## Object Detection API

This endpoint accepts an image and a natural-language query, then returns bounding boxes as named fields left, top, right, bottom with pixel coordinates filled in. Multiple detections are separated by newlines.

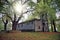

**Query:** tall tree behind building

left=28, top=0, right=57, bottom=32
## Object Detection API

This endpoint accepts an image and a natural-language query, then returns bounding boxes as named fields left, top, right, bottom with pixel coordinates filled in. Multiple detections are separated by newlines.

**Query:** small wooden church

left=16, top=18, right=49, bottom=32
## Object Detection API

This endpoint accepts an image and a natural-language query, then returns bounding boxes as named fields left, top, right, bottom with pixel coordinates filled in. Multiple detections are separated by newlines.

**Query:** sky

left=56, top=12, right=60, bottom=18
left=0, top=14, right=3, bottom=18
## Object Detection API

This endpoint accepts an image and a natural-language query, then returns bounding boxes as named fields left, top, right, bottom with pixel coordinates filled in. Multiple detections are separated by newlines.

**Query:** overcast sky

left=56, top=12, right=60, bottom=18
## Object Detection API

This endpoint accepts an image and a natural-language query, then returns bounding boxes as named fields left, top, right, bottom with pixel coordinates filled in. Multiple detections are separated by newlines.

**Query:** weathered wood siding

left=35, top=20, right=43, bottom=31
left=16, top=21, right=35, bottom=31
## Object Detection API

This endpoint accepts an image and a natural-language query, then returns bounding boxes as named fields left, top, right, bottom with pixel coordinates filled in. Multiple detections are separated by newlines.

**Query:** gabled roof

left=18, top=18, right=41, bottom=24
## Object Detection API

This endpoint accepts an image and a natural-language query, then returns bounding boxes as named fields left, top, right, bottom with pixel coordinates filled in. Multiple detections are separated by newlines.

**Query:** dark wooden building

left=16, top=19, right=49, bottom=32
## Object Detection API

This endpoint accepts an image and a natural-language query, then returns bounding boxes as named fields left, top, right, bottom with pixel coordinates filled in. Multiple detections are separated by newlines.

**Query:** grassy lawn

left=0, top=32, right=60, bottom=40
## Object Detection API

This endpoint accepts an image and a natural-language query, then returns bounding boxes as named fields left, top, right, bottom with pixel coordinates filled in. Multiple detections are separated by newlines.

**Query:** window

left=26, top=22, right=29, bottom=25
left=38, top=26, right=40, bottom=29
left=43, top=23, right=45, bottom=25
left=21, top=24, right=23, bottom=27
left=29, top=22, right=33, bottom=24
left=31, top=22, right=33, bottom=24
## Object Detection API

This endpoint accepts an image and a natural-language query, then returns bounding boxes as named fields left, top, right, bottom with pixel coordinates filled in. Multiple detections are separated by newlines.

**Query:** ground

left=0, top=31, right=60, bottom=40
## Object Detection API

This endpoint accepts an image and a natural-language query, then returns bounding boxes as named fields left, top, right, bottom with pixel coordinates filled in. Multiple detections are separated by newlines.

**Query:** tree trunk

left=41, top=14, right=44, bottom=32
left=45, top=13, right=49, bottom=32
left=51, top=20, right=53, bottom=32
left=42, top=23, right=44, bottom=32
left=2, top=17, right=8, bottom=31
left=42, top=13, right=49, bottom=32
left=53, top=20, right=57, bottom=32
left=4, top=23, right=7, bottom=31
left=12, top=21, right=17, bottom=30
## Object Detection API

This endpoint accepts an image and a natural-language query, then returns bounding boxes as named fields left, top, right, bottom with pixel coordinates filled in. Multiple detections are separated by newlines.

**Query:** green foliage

left=28, top=0, right=58, bottom=32
left=0, top=19, right=4, bottom=31
left=55, top=0, right=60, bottom=9
left=28, top=0, right=36, bottom=8
left=28, top=0, right=56, bottom=20
left=0, top=1, right=4, bottom=11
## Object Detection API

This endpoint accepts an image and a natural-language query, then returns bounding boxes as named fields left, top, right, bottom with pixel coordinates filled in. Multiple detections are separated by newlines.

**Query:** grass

left=0, top=31, right=60, bottom=40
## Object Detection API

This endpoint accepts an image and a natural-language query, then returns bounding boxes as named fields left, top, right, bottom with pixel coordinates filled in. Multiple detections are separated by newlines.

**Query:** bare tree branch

left=14, top=13, right=16, bottom=21
left=16, top=9, right=34, bottom=23
left=6, top=14, right=12, bottom=21
left=22, top=0, right=29, bottom=5
left=24, top=9, right=34, bottom=13
left=5, top=18, right=8, bottom=24
left=16, top=13, right=23, bottom=23
left=2, top=17, right=5, bottom=24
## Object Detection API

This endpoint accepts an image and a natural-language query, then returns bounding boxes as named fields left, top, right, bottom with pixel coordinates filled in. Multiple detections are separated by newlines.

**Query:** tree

left=0, top=0, right=31, bottom=30
left=28, top=0, right=57, bottom=32
left=0, top=0, right=9, bottom=31
left=8, top=0, right=31, bottom=30
left=53, top=0, right=60, bottom=32
left=55, top=0, right=60, bottom=11
left=2, top=15, right=8, bottom=31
